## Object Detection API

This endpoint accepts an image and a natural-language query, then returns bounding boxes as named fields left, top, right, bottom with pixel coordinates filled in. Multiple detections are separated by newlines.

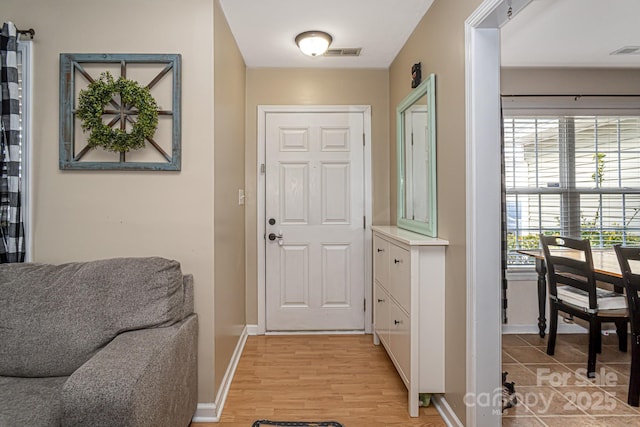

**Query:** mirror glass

left=397, top=74, right=436, bottom=236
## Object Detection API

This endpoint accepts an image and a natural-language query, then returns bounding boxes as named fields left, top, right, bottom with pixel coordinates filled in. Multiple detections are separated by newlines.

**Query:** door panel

left=321, top=162, right=350, bottom=224
left=265, top=111, right=365, bottom=331
left=321, top=243, right=351, bottom=307
left=279, top=244, right=309, bottom=307
left=280, top=162, right=309, bottom=224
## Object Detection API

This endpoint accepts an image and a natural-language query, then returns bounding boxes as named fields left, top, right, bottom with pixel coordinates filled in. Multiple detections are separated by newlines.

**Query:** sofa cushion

left=0, top=376, right=67, bottom=426
left=0, top=257, right=184, bottom=377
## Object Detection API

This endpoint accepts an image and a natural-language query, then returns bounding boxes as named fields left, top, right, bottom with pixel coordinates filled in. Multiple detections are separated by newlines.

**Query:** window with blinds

left=504, top=114, right=640, bottom=266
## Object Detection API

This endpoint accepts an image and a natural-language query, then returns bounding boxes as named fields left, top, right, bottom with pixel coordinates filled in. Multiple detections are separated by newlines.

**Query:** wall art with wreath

left=59, top=53, right=182, bottom=171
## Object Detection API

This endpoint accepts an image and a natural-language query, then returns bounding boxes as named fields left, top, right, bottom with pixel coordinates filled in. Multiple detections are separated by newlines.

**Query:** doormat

left=252, top=421, right=344, bottom=427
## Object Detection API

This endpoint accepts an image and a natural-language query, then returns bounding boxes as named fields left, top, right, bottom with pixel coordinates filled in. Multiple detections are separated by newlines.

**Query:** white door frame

left=257, top=105, right=373, bottom=335
left=465, top=1, right=531, bottom=426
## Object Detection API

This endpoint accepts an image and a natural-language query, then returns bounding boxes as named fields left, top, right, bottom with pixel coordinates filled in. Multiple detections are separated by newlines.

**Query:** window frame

left=502, top=96, right=640, bottom=269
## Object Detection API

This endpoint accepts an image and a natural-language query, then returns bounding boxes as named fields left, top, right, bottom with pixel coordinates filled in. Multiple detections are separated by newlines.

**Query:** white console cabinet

left=371, top=225, right=448, bottom=417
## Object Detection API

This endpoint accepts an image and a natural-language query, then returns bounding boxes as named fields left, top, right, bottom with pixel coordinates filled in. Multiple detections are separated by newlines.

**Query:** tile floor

left=502, top=333, right=640, bottom=426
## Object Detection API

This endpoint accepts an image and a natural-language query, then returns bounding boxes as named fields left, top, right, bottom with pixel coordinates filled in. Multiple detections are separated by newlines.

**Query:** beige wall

left=502, top=67, right=640, bottom=94
left=244, top=68, right=390, bottom=324
left=4, top=0, right=218, bottom=403
left=213, top=0, right=247, bottom=396
left=389, top=0, right=483, bottom=423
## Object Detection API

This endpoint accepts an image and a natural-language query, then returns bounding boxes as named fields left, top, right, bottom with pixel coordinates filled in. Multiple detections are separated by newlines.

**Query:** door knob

left=268, top=232, right=283, bottom=241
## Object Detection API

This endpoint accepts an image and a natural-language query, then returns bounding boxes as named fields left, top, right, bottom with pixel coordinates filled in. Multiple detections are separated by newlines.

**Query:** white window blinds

left=503, top=97, right=640, bottom=266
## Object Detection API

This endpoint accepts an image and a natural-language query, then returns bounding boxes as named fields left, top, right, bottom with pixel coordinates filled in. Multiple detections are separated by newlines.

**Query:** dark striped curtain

left=0, top=21, right=25, bottom=263
left=500, top=101, right=508, bottom=323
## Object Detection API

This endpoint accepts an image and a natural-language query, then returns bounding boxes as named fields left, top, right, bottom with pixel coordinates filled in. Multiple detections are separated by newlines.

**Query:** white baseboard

left=192, top=325, right=249, bottom=422
left=246, top=324, right=367, bottom=336
left=502, top=323, right=588, bottom=335
left=265, top=330, right=365, bottom=336
left=192, top=403, right=217, bottom=423
left=432, top=394, right=464, bottom=427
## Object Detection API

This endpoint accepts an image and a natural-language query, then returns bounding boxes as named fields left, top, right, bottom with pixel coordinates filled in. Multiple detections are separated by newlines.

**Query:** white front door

left=265, top=111, right=365, bottom=331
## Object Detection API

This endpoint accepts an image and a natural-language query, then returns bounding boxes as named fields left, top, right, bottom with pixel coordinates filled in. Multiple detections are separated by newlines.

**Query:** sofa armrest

left=61, top=314, right=198, bottom=427
left=182, top=274, right=194, bottom=318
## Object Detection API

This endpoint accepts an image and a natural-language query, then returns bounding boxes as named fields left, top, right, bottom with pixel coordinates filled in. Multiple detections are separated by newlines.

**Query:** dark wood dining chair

left=614, top=244, right=640, bottom=406
left=540, top=235, right=628, bottom=378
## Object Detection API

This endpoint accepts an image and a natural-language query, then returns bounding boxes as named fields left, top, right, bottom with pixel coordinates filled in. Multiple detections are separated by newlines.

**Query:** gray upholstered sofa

left=0, top=257, right=198, bottom=427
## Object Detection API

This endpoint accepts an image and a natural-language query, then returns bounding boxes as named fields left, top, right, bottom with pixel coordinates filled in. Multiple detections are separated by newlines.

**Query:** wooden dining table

left=516, top=248, right=624, bottom=337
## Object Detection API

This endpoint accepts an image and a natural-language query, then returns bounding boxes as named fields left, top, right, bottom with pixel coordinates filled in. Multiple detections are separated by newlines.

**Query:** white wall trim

left=502, top=323, right=587, bottom=335
left=192, top=403, right=218, bottom=423
left=362, top=106, right=373, bottom=335
left=257, top=105, right=267, bottom=335
left=465, top=4, right=503, bottom=426
left=246, top=324, right=259, bottom=336
left=465, top=2, right=533, bottom=426
left=505, top=268, right=538, bottom=282
left=192, top=326, right=249, bottom=422
left=256, top=105, right=373, bottom=335
left=265, top=330, right=366, bottom=336
left=432, top=394, right=464, bottom=427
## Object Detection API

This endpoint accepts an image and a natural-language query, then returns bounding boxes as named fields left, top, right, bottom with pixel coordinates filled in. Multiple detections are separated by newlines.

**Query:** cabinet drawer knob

left=394, top=320, right=402, bottom=325
left=377, top=298, right=385, bottom=303
left=394, top=259, right=402, bottom=264
left=377, top=248, right=384, bottom=253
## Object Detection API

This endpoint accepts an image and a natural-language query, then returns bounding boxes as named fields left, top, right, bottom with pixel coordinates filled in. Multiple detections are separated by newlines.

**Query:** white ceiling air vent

left=324, top=48, right=362, bottom=57
left=610, top=46, right=640, bottom=55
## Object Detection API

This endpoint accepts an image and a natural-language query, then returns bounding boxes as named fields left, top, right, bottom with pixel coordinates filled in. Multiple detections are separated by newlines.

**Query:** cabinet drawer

left=389, top=302, right=410, bottom=387
left=389, top=244, right=410, bottom=313
left=374, top=282, right=390, bottom=348
left=373, top=235, right=390, bottom=290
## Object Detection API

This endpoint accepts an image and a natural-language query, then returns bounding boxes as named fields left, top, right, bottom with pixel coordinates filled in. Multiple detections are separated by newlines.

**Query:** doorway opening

left=256, top=105, right=373, bottom=335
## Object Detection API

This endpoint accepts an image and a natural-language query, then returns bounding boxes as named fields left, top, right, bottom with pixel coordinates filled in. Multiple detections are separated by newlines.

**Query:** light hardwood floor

left=191, top=334, right=446, bottom=427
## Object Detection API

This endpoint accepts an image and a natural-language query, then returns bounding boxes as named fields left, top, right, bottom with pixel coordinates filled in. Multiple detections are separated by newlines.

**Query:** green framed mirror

left=397, top=74, right=436, bottom=236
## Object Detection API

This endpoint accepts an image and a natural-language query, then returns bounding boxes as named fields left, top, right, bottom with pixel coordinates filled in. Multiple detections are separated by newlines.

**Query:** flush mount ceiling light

left=295, top=31, right=333, bottom=57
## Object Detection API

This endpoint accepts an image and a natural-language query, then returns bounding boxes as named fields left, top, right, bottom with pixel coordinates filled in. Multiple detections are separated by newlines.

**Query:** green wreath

left=77, top=71, right=159, bottom=153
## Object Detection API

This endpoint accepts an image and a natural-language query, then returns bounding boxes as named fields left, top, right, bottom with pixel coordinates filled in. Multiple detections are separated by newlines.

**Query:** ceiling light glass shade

left=295, top=31, right=333, bottom=57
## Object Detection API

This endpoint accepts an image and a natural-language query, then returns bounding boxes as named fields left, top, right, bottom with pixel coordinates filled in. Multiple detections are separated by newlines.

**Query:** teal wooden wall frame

left=397, top=74, right=437, bottom=237
left=59, top=53, right=182, bottom=171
